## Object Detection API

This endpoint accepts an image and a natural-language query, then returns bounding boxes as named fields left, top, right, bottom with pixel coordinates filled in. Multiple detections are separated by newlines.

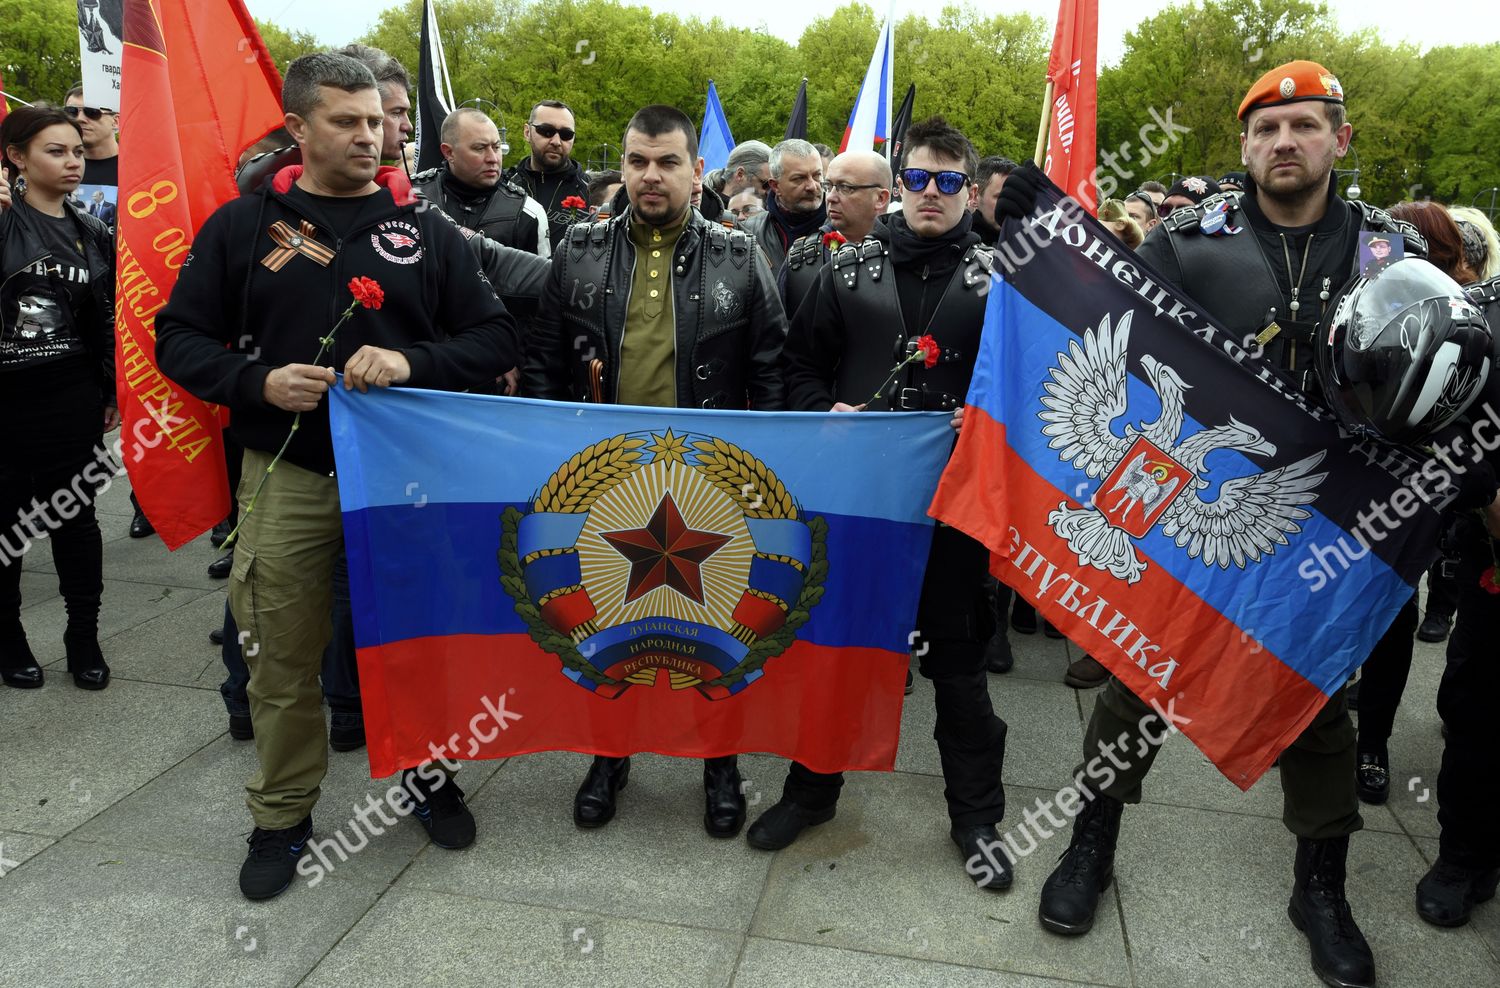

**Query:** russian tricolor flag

left=932, top=182, right=1445, bottom=788
left=839, top=5, right=894, bottom=153
left=331, top=389, right=954, bottom=778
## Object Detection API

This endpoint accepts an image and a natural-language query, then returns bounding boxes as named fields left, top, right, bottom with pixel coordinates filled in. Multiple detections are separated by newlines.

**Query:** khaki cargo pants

left=230, top=449, right=343, bottom=829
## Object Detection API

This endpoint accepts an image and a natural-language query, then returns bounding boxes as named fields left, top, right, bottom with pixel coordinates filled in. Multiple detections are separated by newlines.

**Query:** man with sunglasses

left=63, top=86, right=118, bottom=234
left=779, top=149, right=890, bottom=319
left=760, top=117, right=1012, bottom=891
left=1122, top=190, right=1160, bottom=235
left=741, top=139, right=826, bottom=270
left=505, top=100, right=590, bottom=252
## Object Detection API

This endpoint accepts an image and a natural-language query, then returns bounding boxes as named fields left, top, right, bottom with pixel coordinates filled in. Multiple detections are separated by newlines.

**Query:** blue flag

left=699, top=81, right=734, bottom=173
left=330, top=388, right=952, bottom=777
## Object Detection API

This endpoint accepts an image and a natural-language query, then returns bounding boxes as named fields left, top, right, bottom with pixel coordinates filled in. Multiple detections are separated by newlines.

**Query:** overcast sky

left=246, top=0, right=1498, bottom=67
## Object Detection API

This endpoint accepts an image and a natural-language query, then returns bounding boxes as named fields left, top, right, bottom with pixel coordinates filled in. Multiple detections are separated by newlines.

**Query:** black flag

left=784, top=78, right=808, bottom=141
left=415, top=0, right=456, bottom=173
left=887, top=83, right=915, bottom=171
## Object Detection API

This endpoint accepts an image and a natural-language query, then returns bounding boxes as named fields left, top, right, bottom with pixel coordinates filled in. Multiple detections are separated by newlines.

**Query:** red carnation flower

left=822, top=230, right=847, bottom=251
left=915, top=334, right=940, bottom=368
left=1482, top=566, right=1500, bottom=594
left=561, top=195, right=588, bottom=211
left=348, top=276, right=384, bottom=310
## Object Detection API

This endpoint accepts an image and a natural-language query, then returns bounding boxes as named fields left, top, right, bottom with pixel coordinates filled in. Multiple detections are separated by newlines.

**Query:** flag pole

left=1032, top=79, right=1054, bottom=166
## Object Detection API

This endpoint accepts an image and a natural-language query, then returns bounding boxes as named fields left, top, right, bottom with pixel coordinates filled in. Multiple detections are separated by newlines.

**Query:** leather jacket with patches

left=1135, top=180, right=1426, bottom=385
left=783, top=221, right=994, bottom=412
left=411, top=163, right=550, bottom=258
left=521, top=206, right=789, bottom=410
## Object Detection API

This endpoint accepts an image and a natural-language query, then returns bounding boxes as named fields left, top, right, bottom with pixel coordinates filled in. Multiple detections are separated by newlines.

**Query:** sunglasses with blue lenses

left=901, top=168, right=969, bottom=195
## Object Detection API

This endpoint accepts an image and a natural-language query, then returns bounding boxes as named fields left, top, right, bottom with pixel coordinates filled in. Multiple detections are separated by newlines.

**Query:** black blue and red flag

left=932, top=183, right=1446, bottom=788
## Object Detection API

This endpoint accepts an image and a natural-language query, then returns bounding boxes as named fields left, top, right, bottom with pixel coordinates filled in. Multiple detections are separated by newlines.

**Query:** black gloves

left=994, top=161, right=1045, bottom=227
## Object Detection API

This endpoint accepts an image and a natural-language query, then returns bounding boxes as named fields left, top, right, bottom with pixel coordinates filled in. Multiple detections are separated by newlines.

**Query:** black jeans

left=781, top=525, right=1008, bottom=828
left=0, top=363, right=105, bottom=642
left=1352, top=597, right=1420, bottom=751
left=1436, top=529, right=1500, bottom=870
left=219, top=548, right=361, bottom=715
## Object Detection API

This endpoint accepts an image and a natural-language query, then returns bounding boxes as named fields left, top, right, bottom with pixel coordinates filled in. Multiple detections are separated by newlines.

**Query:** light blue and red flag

left=331, top=388, right=952, bottom=778
left=931, top=182, right=1446, bottom=788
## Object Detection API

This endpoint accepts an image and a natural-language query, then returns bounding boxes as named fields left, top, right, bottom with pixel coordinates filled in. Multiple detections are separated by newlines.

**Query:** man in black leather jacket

left=521, top=104, right=788, bottom=837
left=996, top=60, right=1425, bottom=988
left=763, top=117, right=1013, bottom=892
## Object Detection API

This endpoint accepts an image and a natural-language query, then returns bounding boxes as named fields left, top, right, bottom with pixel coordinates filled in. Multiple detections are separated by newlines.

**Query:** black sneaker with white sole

left=400, top=769, right=476, bottom=849
left=239, top=815, right=312, bottom=900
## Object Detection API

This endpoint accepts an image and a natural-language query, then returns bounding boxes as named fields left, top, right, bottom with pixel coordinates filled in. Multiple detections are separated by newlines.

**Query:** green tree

left=0, top=0, right=81, bottom=107
left=254, top=19, right=322, bottom=73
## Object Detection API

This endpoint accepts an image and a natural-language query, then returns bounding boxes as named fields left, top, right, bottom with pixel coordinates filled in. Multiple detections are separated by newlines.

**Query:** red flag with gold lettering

left=117, top=0, right=282, bottom=548
left=1042, top=0, right=1098, bottom=213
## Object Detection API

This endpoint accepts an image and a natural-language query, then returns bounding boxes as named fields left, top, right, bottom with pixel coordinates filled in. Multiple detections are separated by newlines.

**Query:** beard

left=1251, top=149, right=1335, bottom=204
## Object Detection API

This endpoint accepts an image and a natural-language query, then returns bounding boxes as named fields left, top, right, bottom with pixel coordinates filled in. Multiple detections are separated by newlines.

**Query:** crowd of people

left=2, top=42, right=1499, bottom=988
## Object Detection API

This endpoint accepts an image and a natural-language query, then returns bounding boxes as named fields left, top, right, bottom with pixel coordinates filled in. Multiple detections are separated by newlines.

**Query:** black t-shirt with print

left=1, top=205, right=92, bottom=371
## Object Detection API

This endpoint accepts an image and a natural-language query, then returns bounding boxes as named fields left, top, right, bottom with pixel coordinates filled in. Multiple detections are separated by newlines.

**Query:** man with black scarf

left=756, top=117, right=1012, bottom=892
left=741, top=139, right=827, bottom=269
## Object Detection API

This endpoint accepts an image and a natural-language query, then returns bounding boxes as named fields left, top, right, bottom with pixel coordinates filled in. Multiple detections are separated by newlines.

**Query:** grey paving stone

left=997, top=626, right=1072, bottom=684
left=24, top=578, right=215, bottom=665
left=1113, top=800, right=1500, bottom=988
left=398, top=749, right=775, bottom=932
left=302, top=886, right=739, bottom=988
left=93, top=472, right=137, bottom=517
left=80, top=589, right=229, bottom=690
left=896, top=672, right=1083, bottom=794
left=732, top=937, right=1094, bottom=987
left=0, top=678, right=224, bottom=836
left=97, top=527, right=226, bottom=591
left=0, top=837, right=379, bottom=988
left=750, top=772, right=1132, bottom=986
left=0, top=829, right=56, bottom=877
left=69, top=733, right=504, bottom=889
left=17, top=567, right=61, bottom=610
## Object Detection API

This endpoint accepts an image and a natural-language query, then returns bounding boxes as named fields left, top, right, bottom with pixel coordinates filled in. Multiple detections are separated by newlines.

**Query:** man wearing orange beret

left=1032, top=60, right=1426, bottom=988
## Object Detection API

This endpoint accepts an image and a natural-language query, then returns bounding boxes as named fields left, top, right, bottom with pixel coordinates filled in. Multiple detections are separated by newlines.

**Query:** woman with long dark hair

left=0, top=105, right=117, bottom=690
left=1352, top=199, right=1479, bottom=802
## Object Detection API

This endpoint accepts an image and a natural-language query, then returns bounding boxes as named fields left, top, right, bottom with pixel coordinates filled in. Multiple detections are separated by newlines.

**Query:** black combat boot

left=1038, top=790, right=1124, bottom=935
left=1287, top=836, right=1376, bottom=988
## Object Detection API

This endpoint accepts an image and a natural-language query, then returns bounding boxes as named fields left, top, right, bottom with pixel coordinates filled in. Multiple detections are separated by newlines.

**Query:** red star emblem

left=601, top=493, right=732, bottom=605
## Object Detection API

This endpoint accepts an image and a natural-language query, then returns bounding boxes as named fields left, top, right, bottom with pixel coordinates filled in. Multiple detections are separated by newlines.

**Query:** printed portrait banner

left=331, top=388, right=954, bottom=779
left=931, top=182, right=1445, bottom=789
left=78, top=0, right=124, bottom=110
left=117, top=0, right=283, bottom=548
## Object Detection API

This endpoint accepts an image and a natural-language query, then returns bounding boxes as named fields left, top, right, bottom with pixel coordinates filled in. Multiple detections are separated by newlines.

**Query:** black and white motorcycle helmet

left=1316, top=257, right=1494, bottom=444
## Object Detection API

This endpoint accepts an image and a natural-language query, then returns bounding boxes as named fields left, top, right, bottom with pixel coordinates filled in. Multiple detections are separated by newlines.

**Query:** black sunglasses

left=1124, top=191, right=1160, bottom=215
left=64, top=105, right=110, bottom=121
left=901, top=168, right=969, bottom=195
left=529, top=122, right=575, bottom=142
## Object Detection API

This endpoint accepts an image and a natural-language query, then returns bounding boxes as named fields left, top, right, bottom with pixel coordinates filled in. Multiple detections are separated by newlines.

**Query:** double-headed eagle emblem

left=1041, top=312, right=1327, bottom=583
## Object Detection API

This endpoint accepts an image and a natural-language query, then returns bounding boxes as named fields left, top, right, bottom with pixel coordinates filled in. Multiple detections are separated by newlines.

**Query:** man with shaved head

left=411, top=107, right=550, bottom=256
left=778, top=149, right=891, bottom=318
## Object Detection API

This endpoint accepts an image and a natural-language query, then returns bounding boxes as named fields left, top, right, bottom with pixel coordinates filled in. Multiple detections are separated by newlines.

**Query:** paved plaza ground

left=1, top=476, right=1497, bottom=987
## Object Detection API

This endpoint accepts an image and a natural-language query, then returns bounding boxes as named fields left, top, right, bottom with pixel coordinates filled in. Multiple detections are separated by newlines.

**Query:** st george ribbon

left=331, top=388, right=952, bottom=778
left=931, top=182, right=1449, bottom=788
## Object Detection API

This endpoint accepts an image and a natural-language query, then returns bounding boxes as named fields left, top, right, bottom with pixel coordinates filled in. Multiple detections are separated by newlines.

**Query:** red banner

left=117, top=0, right=283, bottom=548
left=1042, top=0, right=1098, bottom=213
